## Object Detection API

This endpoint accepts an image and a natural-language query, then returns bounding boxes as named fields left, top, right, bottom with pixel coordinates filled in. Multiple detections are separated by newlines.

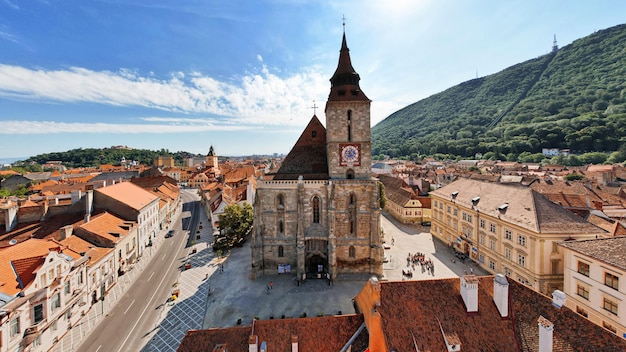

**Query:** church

left=251, top=29, right=383, bottom=282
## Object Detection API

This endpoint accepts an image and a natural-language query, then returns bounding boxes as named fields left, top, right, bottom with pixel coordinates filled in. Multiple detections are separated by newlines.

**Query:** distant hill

left=21, top=148, right=200, bottom=168
left=372, top=23, right=626, bottom=160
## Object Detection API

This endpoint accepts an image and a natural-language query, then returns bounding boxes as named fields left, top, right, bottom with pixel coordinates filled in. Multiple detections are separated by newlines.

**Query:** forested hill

left=372, top=23, right=626, bottom=160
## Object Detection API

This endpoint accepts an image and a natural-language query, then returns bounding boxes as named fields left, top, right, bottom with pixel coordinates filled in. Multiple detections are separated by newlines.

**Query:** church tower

left=325, top=27, right=372, bottom=180
left=205, top=145, right=218, bottom=169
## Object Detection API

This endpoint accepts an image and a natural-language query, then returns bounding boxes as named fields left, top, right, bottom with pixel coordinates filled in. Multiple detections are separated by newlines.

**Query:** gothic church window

left=278, top=245, right=284, bottom=257
left=347, top=110, right=352, bottom=141
left=278, top=220, right=284, bottom=234
left=349, top=193, right=356, bottom=235
left=313, top=196, right=320, bottom=224
left=349, top=246, right=356, bottom=258
left=277, top=194, right=284, bottom=210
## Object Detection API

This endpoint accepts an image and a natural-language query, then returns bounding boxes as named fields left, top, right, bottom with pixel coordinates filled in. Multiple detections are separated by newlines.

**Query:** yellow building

left=430, top=178, right=607, bottom=294
left=378, top=174, right=431, bottom=225
left=559, top=237, right=626, bottom=338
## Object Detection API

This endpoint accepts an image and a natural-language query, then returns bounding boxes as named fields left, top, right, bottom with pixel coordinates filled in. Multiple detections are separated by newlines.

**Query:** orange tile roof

left=59, top=235, right=112, bottom=265
left=96, top=181, right=159, bottom=211
left=78, top=211, right=134, bottom=243
left=0, top=239, right=59, bottom=296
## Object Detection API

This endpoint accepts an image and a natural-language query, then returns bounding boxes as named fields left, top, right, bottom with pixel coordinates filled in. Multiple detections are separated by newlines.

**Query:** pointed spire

left=328, top=19, right=369, bottom=102
left=207, top=145, right=216, bottom=156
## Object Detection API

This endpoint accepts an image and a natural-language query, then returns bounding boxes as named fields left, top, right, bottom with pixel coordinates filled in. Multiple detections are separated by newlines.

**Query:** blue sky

left=1, top=0, right=625, bottom=162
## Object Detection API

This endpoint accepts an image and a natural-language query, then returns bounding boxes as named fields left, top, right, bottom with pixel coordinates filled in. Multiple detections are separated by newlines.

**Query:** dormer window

left=498, top=203, right=508, bottom=211
left=451, top=191, right=459, bottom=199
left=471, top=196, right=480, bottom=204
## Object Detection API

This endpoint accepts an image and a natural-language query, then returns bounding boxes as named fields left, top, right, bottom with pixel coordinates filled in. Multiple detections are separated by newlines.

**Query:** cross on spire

left=312, top=100, right=318, bottom=115
left=342, top=14, right=346, bottom=33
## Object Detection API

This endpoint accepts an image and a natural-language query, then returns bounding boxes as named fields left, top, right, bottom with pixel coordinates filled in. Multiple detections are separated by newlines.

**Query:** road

left=76, top=190, right=200, bottom=352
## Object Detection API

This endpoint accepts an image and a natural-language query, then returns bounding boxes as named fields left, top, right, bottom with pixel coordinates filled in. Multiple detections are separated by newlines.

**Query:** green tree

left=378, top=182, right=387, bottom=209
left=564, top=173, right=584, bottom=181
left=218, top=203, right=254, bottom=239
left=579, top=152, right=608, bottom=165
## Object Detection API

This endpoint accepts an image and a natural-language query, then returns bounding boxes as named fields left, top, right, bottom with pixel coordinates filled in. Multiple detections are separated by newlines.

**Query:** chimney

left=59, top=225, right=73, bottom=240
left=551, top=290, right=566, bottom=309
left=460, top=275, right=479, bottom=313
left=85, top=190, right=93, bottom=223
left=493, top=274, right=509, bottom=318
left=537, top=316, right=553, bottom=352
left=249, top=335, right=258, bottom=352
left=291, top=335, right=298, bottom=352
left=71, top=190, right=82, bottom=204
left=4, top=202, right=18, bottom=232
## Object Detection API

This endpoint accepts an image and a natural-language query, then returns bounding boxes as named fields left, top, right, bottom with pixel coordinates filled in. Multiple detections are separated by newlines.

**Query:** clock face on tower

left=340, top=144, right=361, bottom=166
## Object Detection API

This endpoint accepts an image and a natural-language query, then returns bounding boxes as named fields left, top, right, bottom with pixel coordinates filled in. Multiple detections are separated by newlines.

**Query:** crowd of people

left=402, top=252, right=435, bottom=279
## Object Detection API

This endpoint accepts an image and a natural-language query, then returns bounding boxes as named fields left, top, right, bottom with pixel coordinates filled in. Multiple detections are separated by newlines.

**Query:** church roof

left=271, top=115, right=328, bottom=180
left=207, top=145, right=216, bottom=156
left=327, top=32, right=369, bottom=102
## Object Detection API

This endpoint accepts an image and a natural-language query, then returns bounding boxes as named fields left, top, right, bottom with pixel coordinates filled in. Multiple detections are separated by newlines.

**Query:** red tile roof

left=356, top=276, right=626, bottom=351
left=177, top=315, right=367, bottom=352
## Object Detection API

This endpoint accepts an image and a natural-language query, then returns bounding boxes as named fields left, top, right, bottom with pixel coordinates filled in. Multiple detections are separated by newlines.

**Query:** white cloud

left=0, top=120, right=251, bottom=134
left=0, top=30, right=18, bottom=44
left=0, top=63, right=328, bottom=126
left=2, top=0, right=19, bottom=10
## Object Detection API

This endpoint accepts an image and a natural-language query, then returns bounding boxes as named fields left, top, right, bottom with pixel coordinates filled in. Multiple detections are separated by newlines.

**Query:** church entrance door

left=306, top=255, right=327, bottom=275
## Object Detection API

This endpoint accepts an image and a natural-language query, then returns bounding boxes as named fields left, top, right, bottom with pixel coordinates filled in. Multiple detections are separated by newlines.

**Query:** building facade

left=430, top=178, right=607, bottom=294
left=251, top=30, right=383, bottom=282
left=559, top=237, right=626, bottom=338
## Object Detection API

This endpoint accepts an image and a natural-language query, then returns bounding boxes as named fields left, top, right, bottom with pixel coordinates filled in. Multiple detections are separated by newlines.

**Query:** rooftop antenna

left=552, top=34, right=558, bottom=53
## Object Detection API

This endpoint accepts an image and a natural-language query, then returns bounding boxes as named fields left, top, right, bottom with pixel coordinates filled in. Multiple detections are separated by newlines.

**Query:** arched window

left=278, top=245, right=284, bottom=257
left=346, top=169, right=355, bottom=179
left=278, top=220, right=284, bottom=234
left=347, top=110, right=352, bottom=141
left=277, top=194, right=284, bottom=210
left=349, top=246, right=356, bottom=258
left=313, top=196, right=320, bottom=224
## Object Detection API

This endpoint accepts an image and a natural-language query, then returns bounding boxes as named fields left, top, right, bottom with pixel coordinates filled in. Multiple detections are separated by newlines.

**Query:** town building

left=94, top=182, right=160, bottom=258
left=559, top=237, right=626, bottom=338
left=429, top=178, right=608, bottom=294
left=0, top=239, right=89, bottom=352
left=251, top=29, right=383, bottom=282
left=377, top=174, right=431, bottom=225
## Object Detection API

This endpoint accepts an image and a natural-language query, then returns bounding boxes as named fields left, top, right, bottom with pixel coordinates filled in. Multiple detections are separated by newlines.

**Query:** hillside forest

left=372, top=23, right=626, bottom=165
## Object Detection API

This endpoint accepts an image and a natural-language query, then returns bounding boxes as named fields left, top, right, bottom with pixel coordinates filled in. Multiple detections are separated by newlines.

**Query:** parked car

left=165, top=230, right=174, bottom=238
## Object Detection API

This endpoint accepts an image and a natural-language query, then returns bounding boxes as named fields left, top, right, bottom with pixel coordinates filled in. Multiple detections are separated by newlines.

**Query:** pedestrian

left=270, top=281, right=273, bottom=290
left=220, top=263, right=224, bottom=272
left=266, top=285, right=270, bottom=294
left=470, top=267, right=474, bottom=275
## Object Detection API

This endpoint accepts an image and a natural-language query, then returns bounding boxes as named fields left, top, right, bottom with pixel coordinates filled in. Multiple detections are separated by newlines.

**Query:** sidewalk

left=140, top=197, right=217, bottom=351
